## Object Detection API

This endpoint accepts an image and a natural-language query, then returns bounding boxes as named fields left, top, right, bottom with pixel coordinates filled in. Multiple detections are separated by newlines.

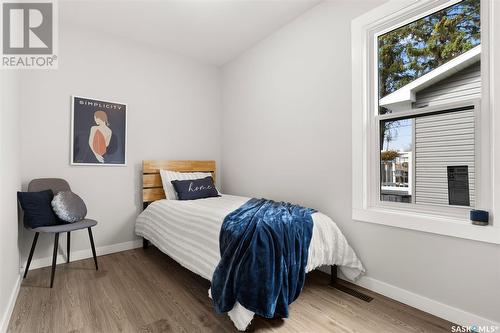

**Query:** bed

left=135, top=160, right=365, bottom=330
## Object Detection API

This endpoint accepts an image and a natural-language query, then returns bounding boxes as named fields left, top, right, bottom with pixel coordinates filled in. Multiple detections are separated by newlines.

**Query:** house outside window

left=381, top=150, right=412, bottom=203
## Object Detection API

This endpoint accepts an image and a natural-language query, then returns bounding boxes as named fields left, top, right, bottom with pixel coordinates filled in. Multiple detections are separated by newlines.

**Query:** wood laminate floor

left=8, top=247, right=454, bottom=333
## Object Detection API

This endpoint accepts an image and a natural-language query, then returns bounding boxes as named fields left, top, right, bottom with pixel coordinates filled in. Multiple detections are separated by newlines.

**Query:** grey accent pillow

left=51, top=191, right=87, bottom=223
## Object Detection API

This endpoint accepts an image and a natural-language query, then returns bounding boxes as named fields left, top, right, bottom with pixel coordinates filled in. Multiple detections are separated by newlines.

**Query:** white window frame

left=352, top=0, right=500, bottom=244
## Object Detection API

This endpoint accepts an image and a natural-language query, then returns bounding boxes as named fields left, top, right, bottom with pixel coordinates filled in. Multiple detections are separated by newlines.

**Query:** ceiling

left=60, top=0, right=322, bottom=66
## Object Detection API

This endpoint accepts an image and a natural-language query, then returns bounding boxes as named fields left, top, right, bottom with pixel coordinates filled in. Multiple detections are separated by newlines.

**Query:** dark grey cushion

left=32, top=219, right=97, bottom=233
left=51, top=191, right=87, bottom=223
left=17, top=190, right=60, bottom=228
left=171, top=176, right=220, bottom=200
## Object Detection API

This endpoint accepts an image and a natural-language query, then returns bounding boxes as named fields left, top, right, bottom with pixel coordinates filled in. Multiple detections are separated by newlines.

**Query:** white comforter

left=135, top=195, right=364, bottom=330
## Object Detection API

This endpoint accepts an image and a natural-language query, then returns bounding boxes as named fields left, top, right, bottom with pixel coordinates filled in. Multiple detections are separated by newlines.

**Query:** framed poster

left=71, top=96, right=127, bottom=166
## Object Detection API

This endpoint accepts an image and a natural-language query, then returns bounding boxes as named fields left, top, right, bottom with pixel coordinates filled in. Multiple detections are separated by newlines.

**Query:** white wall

left=18, top=24, right=222, bottom=265
left=221, top=0, right=500, bottom=325
left=0, top=71, right=22, bottom=332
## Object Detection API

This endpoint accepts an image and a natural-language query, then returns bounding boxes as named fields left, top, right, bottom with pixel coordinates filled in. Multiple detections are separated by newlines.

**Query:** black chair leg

left=23, top=232, right=39, bottom=279
left=50, top=233, right=59, bottom=288
left=88, top=227, right=98, bottom=271
left=67, top=231, right=71, bottom=263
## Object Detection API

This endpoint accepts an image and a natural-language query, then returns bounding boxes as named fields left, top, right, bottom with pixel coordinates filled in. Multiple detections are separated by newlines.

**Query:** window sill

left=352, top=208, right=500, bottom=244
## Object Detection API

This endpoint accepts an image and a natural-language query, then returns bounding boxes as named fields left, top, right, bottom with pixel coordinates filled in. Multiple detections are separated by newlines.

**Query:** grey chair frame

left=22, top=178, right=98, bottom=288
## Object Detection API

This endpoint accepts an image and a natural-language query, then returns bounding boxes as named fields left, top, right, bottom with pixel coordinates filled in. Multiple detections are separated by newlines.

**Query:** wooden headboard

left=142, top=160, right=216, bottom=206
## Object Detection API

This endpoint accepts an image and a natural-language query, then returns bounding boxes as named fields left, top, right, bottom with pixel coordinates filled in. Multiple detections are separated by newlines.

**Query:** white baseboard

left=21, top=239, right=143, bottom=272
left=351, top=274, right=500, bottom=328
left=0, top=275, right=21, bottom=333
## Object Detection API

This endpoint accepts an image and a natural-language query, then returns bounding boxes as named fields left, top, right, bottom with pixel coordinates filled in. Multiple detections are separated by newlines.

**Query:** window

left=377, top=0, right=480, bottom=208
left=351, top=0, right=499, bottom=244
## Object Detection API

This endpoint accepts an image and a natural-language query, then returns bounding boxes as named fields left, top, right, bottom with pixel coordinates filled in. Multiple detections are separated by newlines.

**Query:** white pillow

left=160, top=170, right=214, bottom=200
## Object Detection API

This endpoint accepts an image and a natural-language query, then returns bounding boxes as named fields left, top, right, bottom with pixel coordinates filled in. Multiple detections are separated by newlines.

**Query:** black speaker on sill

left=470, top=210, right=489, bottom=226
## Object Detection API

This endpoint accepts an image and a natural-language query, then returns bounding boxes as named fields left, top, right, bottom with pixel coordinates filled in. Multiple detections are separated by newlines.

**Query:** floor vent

left=331, top=283, right=374, bottom=302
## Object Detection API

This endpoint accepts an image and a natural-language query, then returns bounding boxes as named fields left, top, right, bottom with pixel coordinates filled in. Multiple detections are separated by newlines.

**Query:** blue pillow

left=171, top=176, right=219, bottom=200
left=17, top=190, right=60, bottom=228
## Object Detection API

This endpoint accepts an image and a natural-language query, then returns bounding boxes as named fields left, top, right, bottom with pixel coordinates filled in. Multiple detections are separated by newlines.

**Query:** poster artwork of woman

left=89, top=111, right=112, bottom=163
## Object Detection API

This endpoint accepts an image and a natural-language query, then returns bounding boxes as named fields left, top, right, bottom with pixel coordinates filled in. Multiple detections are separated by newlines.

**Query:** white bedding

left=135, top=194, right=364, bottom=330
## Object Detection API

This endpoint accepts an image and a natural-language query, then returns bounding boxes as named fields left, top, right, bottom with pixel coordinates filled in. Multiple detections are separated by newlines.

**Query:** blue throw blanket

left=211, top=198, right=315, bottom=318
